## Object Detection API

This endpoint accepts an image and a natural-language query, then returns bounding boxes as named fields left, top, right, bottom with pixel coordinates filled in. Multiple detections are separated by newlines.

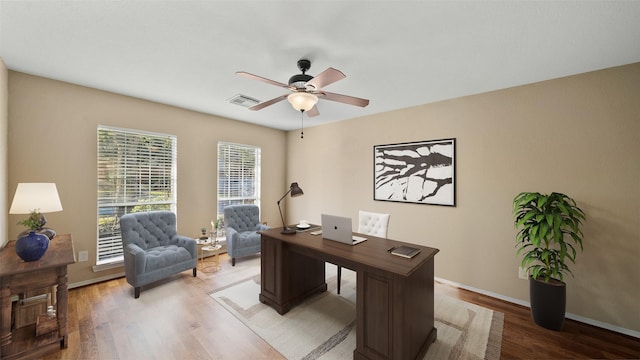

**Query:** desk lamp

left=277, top=182, right=303, bottom=234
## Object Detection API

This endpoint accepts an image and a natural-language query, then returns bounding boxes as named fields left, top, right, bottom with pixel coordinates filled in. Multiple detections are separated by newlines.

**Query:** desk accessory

left=389, top=245, right=421, bottom=259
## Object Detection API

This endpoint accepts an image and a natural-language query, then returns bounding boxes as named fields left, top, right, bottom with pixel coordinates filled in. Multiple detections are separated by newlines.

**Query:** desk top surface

left=260, top=228, right=439, bottom=277
left=0, top=234, right=76, bottom=276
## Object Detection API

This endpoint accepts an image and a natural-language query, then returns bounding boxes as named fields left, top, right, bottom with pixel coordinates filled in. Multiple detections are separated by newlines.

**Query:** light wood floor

left=36, top=253, right=638, bottom=360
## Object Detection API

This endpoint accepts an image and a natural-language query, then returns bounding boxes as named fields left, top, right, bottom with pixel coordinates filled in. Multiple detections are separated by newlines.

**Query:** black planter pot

left=529, top=276, right=566, bottom=331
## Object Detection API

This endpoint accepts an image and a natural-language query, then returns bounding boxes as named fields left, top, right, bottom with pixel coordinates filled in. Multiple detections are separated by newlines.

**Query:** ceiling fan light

left=287, top=92, right=318, bottom=112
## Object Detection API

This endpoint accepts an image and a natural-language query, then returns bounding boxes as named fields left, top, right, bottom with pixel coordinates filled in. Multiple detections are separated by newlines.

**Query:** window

left=97, top=126, right=177, bottom=264
left=217, top=142, right=261, bottom=216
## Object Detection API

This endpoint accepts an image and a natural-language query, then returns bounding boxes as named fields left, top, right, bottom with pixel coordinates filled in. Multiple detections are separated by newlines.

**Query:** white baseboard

left=435, top=277, right=640, bottom=339
left=70, top=271, right=125, bottom=290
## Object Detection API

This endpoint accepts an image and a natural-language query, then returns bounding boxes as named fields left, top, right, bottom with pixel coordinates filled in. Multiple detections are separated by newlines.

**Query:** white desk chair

left=337, top=211, right=390, bottom=294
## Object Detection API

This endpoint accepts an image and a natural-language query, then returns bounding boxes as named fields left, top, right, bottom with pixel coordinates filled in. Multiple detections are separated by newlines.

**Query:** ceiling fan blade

left=306, top=67, right=345, bottom=90
left=306, top=105, right=320, bottom=117
left=248, top=94, right=288, bottom=111
left=319, top=91, right=370, bottom=107
left=236, top=71, right=289, bottom=88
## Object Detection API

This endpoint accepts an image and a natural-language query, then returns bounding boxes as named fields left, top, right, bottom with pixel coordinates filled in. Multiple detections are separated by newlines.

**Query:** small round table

left=200, top=243, right=222, bottom=272
left=196, top=239, right=211, bottom=265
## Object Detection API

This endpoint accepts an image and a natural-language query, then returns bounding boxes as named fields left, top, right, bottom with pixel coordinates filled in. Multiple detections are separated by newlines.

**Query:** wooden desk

left=259, top=228, right=439, bottom=360
left=0, top=234, right=75, bottom=360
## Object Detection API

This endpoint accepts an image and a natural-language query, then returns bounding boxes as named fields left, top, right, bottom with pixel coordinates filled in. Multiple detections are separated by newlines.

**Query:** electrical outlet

left=518, top=267, right=528, bottom=280
left=78, top=250, right=89, bottom=262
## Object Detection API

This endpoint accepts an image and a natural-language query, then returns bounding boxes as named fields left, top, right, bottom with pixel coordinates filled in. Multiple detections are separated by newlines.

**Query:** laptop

left=321, top=214, right=367, bottom=245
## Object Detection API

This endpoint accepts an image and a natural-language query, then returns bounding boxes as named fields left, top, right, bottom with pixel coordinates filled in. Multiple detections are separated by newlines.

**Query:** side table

left=196, top=239, right=211, bottom=269
left=0, top=234, right=75, bottom=359
left=201, top=244, right=222, bottom=273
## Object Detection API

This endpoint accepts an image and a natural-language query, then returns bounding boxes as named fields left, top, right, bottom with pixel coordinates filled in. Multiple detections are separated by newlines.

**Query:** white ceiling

left=1, top=1, right=639, bottom=131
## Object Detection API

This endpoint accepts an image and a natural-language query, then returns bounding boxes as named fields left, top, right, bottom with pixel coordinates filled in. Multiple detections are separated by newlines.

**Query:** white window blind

left=217, top=142, right=261, bottom=216
left=97, top=126, right=177, bottom=264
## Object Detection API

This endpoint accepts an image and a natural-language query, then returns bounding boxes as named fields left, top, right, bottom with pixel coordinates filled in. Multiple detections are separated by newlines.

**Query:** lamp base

left=15, top=231, right=50, bottom=262
left=281, top=227, right=297, bottom=235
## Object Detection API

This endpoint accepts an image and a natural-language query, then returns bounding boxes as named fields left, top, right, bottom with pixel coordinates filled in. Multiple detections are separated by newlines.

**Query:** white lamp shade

left=9, top=183, right=63, bottom=214
left=287, top=92, right=318, bottom=112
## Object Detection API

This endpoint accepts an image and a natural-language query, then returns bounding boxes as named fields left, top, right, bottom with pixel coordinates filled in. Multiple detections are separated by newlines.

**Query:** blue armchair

left=224, top=205, right=269, bottom=266
left=120, top=211, right=197, bottom=298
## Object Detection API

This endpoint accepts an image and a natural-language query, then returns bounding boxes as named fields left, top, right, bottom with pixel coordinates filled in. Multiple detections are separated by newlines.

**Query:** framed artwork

left=374, top=138, right=456, bottom=206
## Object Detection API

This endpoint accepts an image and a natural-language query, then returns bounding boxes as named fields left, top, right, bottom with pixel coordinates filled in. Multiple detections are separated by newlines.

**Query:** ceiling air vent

left=228, top=94, right=260, bottom=107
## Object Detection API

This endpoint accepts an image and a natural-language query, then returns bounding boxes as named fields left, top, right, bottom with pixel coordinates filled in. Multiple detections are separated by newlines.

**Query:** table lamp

left=277, top=182, right=303, bottom=234
left=10, top=183, right=63, bottom=240
left=9, top=183, right=63, bottom=261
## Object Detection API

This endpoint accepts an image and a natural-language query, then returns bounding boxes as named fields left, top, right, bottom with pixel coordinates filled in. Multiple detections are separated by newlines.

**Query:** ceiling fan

left=236, top=59, right=369, bottom=117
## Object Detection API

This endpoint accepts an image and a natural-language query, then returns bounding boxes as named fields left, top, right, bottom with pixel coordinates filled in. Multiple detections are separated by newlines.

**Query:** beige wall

left=0, top=58, right=7, bottom=249
left=286, top=63, right=640, bottom=332
left=7, top=72, right=286, bottom=285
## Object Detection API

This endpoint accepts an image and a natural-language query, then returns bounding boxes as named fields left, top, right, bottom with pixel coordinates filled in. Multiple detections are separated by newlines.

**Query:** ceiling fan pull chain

left=300, top=110, right=305, bottom=139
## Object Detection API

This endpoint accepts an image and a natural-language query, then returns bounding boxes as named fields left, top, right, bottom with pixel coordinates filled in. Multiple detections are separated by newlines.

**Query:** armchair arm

left=174, top=235, right=197, bottom=258
left=226, top=227, right=239, bottom=254
left=124, top=243, right=147, bottom=275
left=255, top=223, right=270, bottom=231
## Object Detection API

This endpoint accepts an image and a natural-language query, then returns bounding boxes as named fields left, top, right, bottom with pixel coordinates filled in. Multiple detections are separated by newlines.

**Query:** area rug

left=210, top=265, right=503, bottom=360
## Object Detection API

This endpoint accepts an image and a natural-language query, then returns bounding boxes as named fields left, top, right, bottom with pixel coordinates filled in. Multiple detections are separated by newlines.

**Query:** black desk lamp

left=277, top=182, right=304, bottom=234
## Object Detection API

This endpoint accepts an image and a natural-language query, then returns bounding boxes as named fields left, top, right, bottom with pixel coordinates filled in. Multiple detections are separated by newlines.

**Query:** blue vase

left=15, top=231, right=50, bottom=262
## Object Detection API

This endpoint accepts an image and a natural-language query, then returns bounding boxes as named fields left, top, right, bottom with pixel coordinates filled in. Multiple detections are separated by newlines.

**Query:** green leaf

left=557, top=202, right=569, bottom=215
left=539, top=222, right=549, bottom=241
left=559, top=241, right=567, bottom=258
left=566, top=242, right=577, bottom=259
left=516, top=211, right=537, bottom=228
left=531, top=267, right=540, bottom=280
left=541, top=251, right=548, bottom=261
left=545, top=214, right=554, bottom=227
left=568, top=218, right=579, bottom=233
left=531, top=224, right=539, bottom=237
left=531, top=233, right=541, bottom=247
left=570, top=232, right=584, bottom=251
left=538, top=195, right=548, bottom=208
left=523, top=193, right=538, bottom=205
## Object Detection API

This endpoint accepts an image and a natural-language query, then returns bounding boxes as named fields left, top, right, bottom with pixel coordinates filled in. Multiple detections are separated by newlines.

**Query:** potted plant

left=513, top=192, right=586, bottom=330
left=18, top=210, right=47, bottom=234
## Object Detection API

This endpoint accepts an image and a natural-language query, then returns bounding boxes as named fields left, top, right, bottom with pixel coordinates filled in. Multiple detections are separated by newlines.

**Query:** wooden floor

left=33, top=253, right=638, bottom=360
